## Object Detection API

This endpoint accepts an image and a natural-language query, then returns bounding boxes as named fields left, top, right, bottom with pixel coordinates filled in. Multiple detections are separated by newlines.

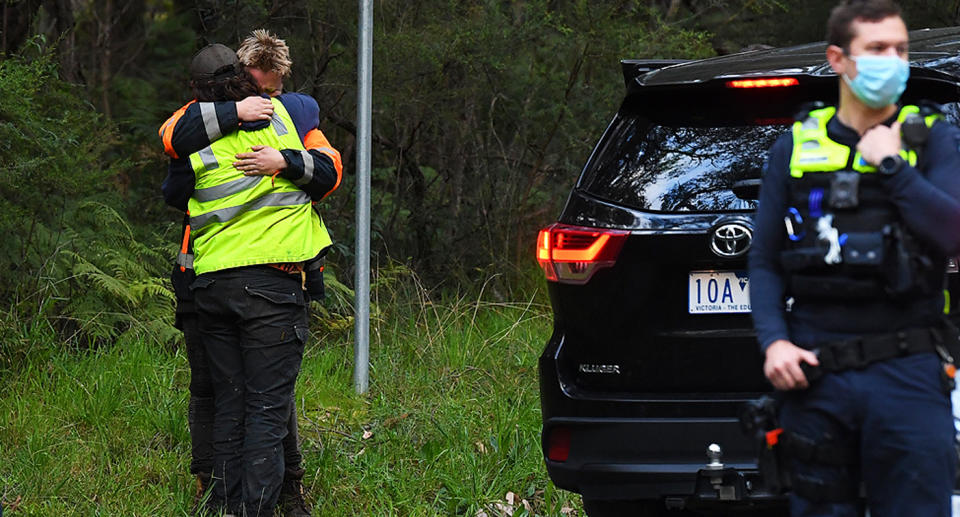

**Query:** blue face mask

left=842, top=54, right=910, bottom=109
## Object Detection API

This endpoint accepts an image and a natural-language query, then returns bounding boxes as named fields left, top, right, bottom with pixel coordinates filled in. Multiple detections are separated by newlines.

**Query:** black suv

left=537, top=27, right=960, bottom=516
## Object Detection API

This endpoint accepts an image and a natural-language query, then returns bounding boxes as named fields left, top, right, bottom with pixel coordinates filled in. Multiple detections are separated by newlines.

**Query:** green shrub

left=0, top=47, right=177, bottom=371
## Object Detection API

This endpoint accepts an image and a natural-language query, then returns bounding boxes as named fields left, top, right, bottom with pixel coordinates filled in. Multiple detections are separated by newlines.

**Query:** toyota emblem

left=710, top=222, right=753, bottom=258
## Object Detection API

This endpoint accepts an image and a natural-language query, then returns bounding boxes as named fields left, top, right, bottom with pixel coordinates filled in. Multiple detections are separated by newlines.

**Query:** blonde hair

left=237, top=29, right=292, bottom=77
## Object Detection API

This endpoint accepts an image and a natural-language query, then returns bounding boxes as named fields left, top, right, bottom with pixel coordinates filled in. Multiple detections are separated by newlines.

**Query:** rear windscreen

left=580, top=98, right=960, bottom=214
left=579, top=116, right=788, bottom=213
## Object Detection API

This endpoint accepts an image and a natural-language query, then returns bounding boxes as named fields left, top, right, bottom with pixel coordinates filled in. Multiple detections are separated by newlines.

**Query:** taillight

left=536, top=223, right=628, bottom=284
left=726, top=77, right=798, bottom=89
left=546, top=426, right=571, bottom=462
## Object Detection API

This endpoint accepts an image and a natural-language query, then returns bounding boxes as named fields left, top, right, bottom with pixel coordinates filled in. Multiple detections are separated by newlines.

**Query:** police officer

left=749, top=1, right=960, bottom=515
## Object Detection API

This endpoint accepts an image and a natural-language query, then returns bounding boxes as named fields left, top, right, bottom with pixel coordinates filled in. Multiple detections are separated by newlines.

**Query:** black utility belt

left=802, top=325, right=956, bottom=382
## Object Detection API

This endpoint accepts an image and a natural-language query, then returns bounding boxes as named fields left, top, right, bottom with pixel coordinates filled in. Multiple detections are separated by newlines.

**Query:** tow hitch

left=695, top=443, right=747, bottom=501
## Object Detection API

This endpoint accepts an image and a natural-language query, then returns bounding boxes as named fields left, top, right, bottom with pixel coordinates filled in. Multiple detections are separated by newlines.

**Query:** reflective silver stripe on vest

left=177, top=252, right=195, bottom=270
left=198, top=146, right=219, bottom=171
left=193, top=175, right=263, bottom=202
left=296, top=150, right=315, bottom=186
left=191, top=190, right=310, bottom=229
left=797, top=156, right=830, bottom=164
left=271, top=113, right=289, bottom=136
left=199, top=102, right=223, bottom=141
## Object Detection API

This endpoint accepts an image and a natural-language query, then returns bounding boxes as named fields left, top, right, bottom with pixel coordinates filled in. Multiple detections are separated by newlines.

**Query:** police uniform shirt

left=749, top=107, right=960, bottom=352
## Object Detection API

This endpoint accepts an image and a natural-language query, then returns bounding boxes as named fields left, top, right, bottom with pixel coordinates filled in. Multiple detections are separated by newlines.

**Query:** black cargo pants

left=192, top=266, right=309, bottom=516
left=173, top=265, right=305, bottom=481
left=178, top=313, right=304, bottom=479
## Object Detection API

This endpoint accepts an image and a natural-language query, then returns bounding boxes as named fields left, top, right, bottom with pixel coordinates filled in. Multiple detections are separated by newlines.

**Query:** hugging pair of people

left=160, top=30, right=342, bottom=516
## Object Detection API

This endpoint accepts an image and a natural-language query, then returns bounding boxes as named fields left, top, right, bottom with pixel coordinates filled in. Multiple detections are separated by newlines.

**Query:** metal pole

left=354, top=0, right=372, bottom=394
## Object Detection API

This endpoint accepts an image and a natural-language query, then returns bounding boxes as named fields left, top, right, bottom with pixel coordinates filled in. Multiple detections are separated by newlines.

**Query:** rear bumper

left=542, top=417, right=782, bottom=502
left=539, top=334, right=784, bottom=506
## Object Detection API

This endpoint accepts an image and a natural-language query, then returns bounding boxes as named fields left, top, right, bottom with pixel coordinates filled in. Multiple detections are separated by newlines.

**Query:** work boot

left=191, top=472, right=212, bottom=516
left=277, top=468, right=312, bottom=516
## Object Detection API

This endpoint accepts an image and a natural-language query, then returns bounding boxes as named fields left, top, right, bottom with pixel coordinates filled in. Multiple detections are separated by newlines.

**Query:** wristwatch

left=877, top=154, right=906, bottom=176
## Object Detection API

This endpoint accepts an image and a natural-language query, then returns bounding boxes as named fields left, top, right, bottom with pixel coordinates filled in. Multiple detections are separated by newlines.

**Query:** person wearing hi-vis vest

left=749, top=1, right=960, bottom=515
left=160, top=32, right=340, bottom=517
left=174, top=43, right=331, bottom=517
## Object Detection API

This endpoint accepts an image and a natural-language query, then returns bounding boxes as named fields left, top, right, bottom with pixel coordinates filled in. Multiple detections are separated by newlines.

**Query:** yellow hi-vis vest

left=187, top=97, right=332, bottom=275
left=784, top=104, right=947, bottom=304
left=789, top=105, right=942, bottom=177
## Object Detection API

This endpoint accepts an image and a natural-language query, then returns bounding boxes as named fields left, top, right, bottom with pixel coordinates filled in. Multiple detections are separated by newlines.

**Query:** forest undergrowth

left=0, top=263, right=580, bottom=516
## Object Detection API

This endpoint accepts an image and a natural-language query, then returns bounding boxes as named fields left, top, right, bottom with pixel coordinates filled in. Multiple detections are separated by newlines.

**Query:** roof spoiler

left=620, top=59, right=689, bottom=87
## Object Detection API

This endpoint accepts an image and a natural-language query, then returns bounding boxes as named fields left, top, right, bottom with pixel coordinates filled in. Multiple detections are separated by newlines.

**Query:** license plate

left=688, top=271, right=751, bottom=314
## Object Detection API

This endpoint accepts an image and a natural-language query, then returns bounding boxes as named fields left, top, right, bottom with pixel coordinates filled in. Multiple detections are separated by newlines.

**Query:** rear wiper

left=732, top=178, right=762, bottom=200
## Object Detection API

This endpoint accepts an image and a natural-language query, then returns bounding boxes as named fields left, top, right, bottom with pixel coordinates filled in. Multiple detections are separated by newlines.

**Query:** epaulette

left=793, top=101, right=827, bottom=123
left=901, top=101, right=944, bottom=152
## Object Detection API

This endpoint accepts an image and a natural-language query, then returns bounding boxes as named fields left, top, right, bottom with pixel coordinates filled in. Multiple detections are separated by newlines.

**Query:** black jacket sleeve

left=167, top=101, right=240, bottom=159
left=161, top=158, right=195, bottom=211
left=278, top=148, right=340, bottom=202
left=274, top=95, right=342, bottom=202
left=748, top=134, right=793, bottom=352
left=880, top=121, right=960, bottom=255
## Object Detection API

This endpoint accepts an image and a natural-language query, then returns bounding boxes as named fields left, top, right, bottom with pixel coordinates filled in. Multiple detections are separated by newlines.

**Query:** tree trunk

left=99, top=0, right=113, bottom=119
left=3, top=2, right=8, bottom=55
left=45, top=0, right=77, bottom=81
left=666, top=0, right=682, bottom=20
left=3, top=0, right=42, bottom=55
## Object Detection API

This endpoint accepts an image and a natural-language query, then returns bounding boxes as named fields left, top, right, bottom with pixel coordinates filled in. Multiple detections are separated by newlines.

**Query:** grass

left=0, top=268, right=583, bottom=516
